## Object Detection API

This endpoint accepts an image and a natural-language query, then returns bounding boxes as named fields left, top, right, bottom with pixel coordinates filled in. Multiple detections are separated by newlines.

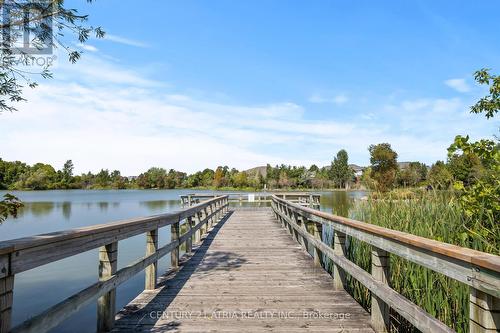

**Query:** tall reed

left=323, top=191, right=496, bottom=332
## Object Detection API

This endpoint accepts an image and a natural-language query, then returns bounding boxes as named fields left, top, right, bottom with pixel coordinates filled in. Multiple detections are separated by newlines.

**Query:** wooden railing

left=0, top=195, right=229, bottom=333
left=271, top=195, right=500, bottom=333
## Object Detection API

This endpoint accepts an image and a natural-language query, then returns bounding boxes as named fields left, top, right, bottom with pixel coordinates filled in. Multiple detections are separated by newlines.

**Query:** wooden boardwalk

left=113, top=207, right=374, bottom=332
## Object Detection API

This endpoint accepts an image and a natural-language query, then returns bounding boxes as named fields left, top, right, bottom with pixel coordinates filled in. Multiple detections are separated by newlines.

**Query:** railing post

left=0, top=254, right=13, bottom=333
left=292, top=211, right=301, bottom=243
left=209, top=203, right=214, bottom=228
left=171, top=220, right=180, bottom=269
left=285, top=206, right=293, bottom=235
left=311, top=221, right=323, bottom=267
left=186, top=217, right=193, bottom=253
left=279, top=203, right=286, bottom=228
left=203, top=207, right=209, bottom=234
left=371, top=247, right=390, bottom=332
left=216, top=200, right=221, bottom=220
left=97, top=241, right=117, bottom=333
left=145, top=229, right=158, bottom=290
left=195, top=211, right=203, bottom=243
left=470, top=288, right=500, bottom=333
left=333, top=230, right=347, bottom=291
left=299, top=216, right=309, bottom=251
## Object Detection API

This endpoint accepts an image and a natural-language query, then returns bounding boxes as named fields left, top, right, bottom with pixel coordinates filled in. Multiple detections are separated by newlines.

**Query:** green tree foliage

left=471, top=69, right=499, bottom=119
left=213, top=166, right=226, bottom=188
left=330, top=149, right=353, bottom=188
left=137, top=167, right=167, bottom=189
left=443, top=68, right=500, bottom=252
left=0, top=193, right=23, bottom=222
left=448, top=135, right=499, bottom=250
left=427, top=161, right=453, bottom=190
left=447, top=151, right=483, bottom=187
left=368, top=143, right=398, bottom=192
left=397, top=162, right=428, bottom=187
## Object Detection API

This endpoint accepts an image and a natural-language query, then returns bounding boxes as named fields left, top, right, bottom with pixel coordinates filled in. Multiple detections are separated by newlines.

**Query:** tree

left=447, top=151, right=483, bottom=187
left=213, top=166, right=226, bottom=188
left=397, top=162, right=427, bottom=187
left=232, top=172, right=248, bottom=188
left=471, top=69, right=499, bottom=119
left=368, top=143, right=398, bottom=192
left=445, top=69, right=500, bottom=252
left=137, top=167, right=167, bottom=189
left=330, top=149, right=353, bottom=189
left=95, top=169, right=111, bottom=188
left=428, top=161, right=452, bottom=189
left=61, top=160, right=74, bottom=186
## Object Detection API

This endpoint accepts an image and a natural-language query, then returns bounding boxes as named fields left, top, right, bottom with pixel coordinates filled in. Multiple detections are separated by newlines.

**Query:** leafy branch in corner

left=0, top=0, right=105, bottom=112
left=0, top=193, right=23, bottom=223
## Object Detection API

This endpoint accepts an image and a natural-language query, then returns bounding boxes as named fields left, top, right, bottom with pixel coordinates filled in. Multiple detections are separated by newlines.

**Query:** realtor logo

left=1, top=0, right=53, bottom=55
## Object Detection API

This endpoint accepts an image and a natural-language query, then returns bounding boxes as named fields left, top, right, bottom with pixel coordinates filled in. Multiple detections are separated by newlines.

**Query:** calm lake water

left=0, top=189, right=366, bottom=333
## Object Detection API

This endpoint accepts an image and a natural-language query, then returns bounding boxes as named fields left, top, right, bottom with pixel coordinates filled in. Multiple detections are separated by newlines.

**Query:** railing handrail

left=0, top=195, right=226, bottom=257
left=272, top=195, right=500, bottom=273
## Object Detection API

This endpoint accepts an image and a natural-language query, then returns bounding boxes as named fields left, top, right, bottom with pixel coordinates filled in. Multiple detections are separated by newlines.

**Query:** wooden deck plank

left=113, top=208, right=374, bottom=332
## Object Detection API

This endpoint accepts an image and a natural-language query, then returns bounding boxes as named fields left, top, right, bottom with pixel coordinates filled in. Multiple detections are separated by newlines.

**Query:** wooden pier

left=0, top=194, right=499, bottom=333
left=112, top=208, right=373, bottom=332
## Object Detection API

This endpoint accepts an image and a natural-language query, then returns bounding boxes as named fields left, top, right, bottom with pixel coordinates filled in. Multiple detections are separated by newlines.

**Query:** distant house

left=349, top=164, right=365, bottom=178
left=127, top=176, right=138, bottom=181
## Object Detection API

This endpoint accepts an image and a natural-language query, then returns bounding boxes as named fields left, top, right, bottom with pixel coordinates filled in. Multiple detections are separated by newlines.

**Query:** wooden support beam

left=145, top=229, right=158, bottom=290
left=333, top=230, right=347, bottom=291
left=470, top=288, right=500, bottom=333
left=171, top=221, right=180, bottom=269
left=186, top=217, right=194, bottom=254
left=203, top=207, right=209, bottom=234
left=0, top=273, right=14, bottom=333
left=299, top=216, right=309, bottom=252
left=97, top=242, right=117, bottom=333
left=311, top=221, right=323, bottom=267
left=292, top=212, right=301, bottom=244
left=371, top=247, right=390, bottom=332
left=195, top=212, right=202, bottom=244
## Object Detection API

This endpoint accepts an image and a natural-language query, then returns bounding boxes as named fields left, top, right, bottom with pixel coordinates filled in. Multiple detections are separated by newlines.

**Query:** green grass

left=322, top=191, right=497, bottom=333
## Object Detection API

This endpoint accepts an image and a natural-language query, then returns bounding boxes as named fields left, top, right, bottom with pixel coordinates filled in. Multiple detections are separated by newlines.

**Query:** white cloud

left=104, top=34, right=149, bottom=48
left=445, top=78, right=470, bottom=93
left=76, top=43, right=98, bottom=52
left=309, top=93, right=348, bottom=105
left=1, top=55, right=497, bottom=175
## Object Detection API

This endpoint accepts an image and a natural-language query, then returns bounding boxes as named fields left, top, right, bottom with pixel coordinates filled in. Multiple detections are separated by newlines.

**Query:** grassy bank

left=323, top=191, right=498, bottom=333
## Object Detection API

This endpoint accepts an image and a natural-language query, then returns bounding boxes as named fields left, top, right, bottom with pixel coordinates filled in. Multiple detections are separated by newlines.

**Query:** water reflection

left=19, top=202, right=55, bottom=218
left=139, top=200, right=178, bottom=211
left=98, top=201, right=109, bottom=211
left=319, top=190, right=368, bottom=217
left=58, top=202, right=72, bottom=220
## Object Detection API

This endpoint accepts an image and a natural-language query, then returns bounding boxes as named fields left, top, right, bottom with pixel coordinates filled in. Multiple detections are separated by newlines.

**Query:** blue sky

left=1, top=0, right=499, bottom=174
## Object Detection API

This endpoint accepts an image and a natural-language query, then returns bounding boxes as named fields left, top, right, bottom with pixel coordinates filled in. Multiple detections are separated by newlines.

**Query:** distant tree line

left=0, top=140, right=494, bottom=192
